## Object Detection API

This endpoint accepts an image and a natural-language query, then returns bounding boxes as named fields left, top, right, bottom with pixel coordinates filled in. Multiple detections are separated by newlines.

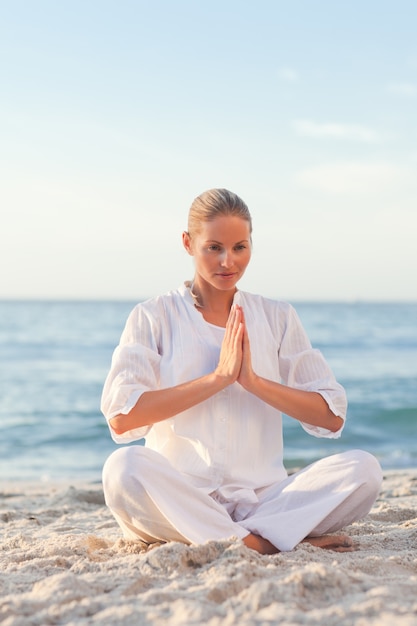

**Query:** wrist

left=210, top=370, right=233, bottom=391
left=239, top=371, right=259, bottom=393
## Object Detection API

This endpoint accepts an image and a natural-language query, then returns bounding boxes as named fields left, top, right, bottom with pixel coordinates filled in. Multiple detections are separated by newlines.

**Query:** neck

left=187, top=280, right=236, bottom=312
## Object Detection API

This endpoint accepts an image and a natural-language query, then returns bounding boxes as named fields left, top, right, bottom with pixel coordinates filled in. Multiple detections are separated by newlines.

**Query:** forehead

left=198, top=215, right=251, bottom=240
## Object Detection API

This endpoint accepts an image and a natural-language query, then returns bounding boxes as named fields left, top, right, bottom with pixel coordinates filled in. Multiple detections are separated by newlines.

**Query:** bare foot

left=243, top=533, right=279, bottom=554
left=303, top=534, right=357, bottom=552
left=243, top=533, right=357, bottom=554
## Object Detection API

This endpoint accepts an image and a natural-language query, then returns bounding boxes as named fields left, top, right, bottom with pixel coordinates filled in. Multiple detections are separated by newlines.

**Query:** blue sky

left=1, top=0, right=416, bottom=301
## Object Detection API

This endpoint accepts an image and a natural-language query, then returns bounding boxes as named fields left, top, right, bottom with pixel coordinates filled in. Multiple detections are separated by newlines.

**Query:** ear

left=182, top=231, right=194, bottom=256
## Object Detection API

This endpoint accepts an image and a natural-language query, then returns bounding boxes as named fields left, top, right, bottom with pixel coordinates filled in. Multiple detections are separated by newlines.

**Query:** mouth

left=216, top=272, right=237, bottom=279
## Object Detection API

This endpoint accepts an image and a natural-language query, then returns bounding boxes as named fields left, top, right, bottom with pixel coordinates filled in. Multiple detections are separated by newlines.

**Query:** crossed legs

left=103, top=446, right=382, bottom=553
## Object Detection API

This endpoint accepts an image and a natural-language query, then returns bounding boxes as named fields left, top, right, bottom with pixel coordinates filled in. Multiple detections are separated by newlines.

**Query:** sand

left=1, top=469, right=417, bottom=626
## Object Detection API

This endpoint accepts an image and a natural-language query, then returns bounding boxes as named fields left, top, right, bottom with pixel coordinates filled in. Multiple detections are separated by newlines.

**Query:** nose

left=220, top=250, right=234, bottom=268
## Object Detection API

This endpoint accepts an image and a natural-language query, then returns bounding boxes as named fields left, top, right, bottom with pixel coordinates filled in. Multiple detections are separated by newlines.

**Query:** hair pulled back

left=187, top=188, right=252, bottom=237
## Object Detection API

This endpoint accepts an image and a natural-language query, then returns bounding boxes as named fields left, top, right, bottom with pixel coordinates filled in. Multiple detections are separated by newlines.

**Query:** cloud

left=295, top=161, right=410, bottom=194
left=293, top=119, right=380, bottom=142
left=278, top=67, right=298, bottom=82
left=387, top=82, right=417, bottom=97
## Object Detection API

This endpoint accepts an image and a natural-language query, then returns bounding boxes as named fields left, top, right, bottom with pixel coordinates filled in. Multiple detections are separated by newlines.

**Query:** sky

left=1, top=0, right=416, bottom=301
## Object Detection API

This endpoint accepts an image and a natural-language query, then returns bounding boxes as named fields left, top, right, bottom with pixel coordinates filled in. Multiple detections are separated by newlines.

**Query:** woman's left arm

left=237, top=306, right=344, bottom=432
left=240, top=369, right=343, bottom=431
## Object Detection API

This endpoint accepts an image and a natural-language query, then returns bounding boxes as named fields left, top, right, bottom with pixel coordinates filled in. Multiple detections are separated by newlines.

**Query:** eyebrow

left=205, top=239, right=250, bottom=245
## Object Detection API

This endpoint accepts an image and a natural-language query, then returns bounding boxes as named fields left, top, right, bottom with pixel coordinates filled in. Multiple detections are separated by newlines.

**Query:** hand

left=215, top=304, right=244, bottom=384
left=236, top=308, right=257, bottom=390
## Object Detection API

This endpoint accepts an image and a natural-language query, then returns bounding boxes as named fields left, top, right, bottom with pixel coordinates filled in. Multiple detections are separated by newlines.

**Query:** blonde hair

left=187, top=188, right=252, bottom=237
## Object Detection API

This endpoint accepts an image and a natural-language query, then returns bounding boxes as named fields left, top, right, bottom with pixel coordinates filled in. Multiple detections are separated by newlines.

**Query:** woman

left=101, top=188, right=382, bottom=554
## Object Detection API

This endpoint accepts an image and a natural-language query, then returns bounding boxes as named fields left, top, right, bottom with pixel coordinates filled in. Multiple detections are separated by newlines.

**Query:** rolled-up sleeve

left=100, top=304, right=162, bottom=443
left=278, top=305, right=347, bottom=439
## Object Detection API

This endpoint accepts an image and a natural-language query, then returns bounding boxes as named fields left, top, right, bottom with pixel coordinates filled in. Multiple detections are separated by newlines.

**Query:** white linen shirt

left=101, top=284, right=347, bottom=503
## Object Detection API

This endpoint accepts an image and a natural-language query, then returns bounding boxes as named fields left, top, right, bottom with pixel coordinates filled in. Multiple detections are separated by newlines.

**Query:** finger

left=226, top=305, right=241, bottom=337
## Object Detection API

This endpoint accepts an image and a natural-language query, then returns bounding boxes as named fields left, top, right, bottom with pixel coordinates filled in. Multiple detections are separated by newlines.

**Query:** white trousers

left=102, top=446, right=382, bottom=552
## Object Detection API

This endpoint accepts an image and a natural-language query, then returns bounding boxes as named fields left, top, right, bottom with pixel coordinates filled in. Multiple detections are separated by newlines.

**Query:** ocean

left=1, top=299, right=416, bottom=482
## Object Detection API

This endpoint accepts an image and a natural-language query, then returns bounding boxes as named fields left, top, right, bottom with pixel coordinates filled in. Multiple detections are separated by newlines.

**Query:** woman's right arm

left=110, top=372, right=227, bottom=435
left=109, top=304, right=244, bottom=436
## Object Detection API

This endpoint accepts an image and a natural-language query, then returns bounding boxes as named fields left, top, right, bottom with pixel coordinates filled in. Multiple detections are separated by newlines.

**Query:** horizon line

left=1, top=296, right=416, bottom=305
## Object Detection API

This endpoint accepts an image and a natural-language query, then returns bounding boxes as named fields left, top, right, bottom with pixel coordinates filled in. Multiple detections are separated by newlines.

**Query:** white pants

left=102, top=446, right=382, bottom=552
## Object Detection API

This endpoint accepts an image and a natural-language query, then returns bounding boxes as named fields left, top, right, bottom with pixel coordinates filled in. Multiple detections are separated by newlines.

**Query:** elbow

left=109, top=414, right=129, bottom=436
left=328, top=414, right=344, bottom=433
left=109, top=410, right=150, bottom=436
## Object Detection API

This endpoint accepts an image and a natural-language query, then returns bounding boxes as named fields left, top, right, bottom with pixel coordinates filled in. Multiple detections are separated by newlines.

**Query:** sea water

left=0, top=300, right=416, bottom=482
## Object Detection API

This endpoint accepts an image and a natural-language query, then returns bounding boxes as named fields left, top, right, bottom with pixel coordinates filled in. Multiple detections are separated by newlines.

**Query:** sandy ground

left=1, top=469, right=416, bottom=625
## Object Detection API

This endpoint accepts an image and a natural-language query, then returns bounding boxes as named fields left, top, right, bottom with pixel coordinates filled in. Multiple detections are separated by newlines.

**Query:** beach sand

left=1, top=470, right=417, bottom=625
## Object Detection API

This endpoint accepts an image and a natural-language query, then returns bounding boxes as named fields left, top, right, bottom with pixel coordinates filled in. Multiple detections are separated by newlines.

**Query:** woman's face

left=183, top=215, right=252, bottom=293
